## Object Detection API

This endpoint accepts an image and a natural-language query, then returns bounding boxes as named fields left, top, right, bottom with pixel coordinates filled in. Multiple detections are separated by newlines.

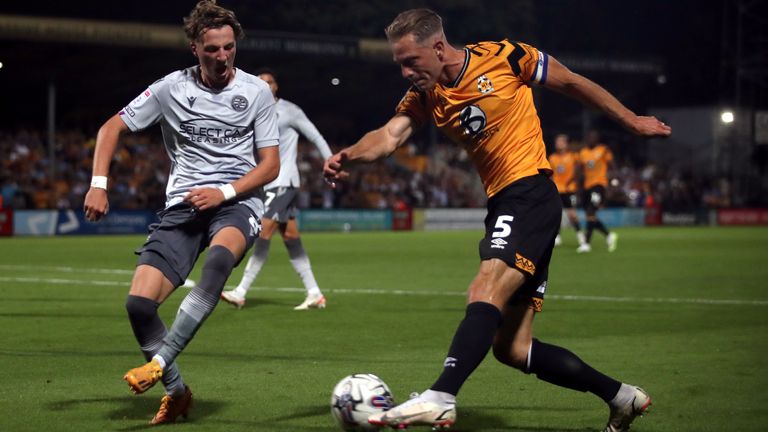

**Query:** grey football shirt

left=267, top=98, right=332, bottom=189
left=119, top=66, right=279, bottom=216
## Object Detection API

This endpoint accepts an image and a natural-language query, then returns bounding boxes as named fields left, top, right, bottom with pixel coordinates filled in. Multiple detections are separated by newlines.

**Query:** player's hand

left=83, top=188, right=109, bottom=222
left=184, top=187, right=225, bottom=211
left=627, top=116, right=672, bottom=137
left=323, top=151, right=351, bottom=189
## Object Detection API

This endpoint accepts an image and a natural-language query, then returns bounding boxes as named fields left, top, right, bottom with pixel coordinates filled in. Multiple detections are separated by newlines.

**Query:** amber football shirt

left=397, top=39, right=552, bottom=197
left=579, top=144, right=614, bottom=189
left=548, top=151, right=579, bottom=193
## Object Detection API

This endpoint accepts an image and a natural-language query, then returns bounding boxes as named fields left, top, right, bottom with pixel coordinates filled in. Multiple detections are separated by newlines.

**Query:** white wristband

left=218, top=183, right=237, bottom=201
left=90, top=176, right=108, bottom=190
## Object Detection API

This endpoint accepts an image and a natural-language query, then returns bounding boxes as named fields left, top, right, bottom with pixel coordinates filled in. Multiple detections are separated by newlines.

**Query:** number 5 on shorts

left=492, top=215, right=515, bottom=238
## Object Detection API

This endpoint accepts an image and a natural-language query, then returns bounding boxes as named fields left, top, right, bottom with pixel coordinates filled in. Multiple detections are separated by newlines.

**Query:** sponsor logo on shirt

left=459, top=104, right=486, bottom=137
left=179, top=119, right=252, bottom=144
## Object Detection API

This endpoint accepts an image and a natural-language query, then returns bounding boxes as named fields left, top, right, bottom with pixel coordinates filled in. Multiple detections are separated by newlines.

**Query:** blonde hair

left=384, top=8, right=443, bottom=43
left=183, top=0, right=244, bottom=42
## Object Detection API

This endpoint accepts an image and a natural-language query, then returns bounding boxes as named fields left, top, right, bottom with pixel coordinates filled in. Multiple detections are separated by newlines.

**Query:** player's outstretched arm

left=323, top=114, right=414, bottom=187
left=84, top=114, right=130, bottom=222
left=542, top=56, right=672, bottom=137
left=184, top=145, right=280, bottom=211
left=294, top=108, right=334, bottom=160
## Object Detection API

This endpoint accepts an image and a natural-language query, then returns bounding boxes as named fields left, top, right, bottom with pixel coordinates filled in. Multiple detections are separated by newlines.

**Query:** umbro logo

left=444, top=357, right=457, bottom=368
left=187, top=96, right=197, bottom=107
left=490, top=238, right=507, bottom=249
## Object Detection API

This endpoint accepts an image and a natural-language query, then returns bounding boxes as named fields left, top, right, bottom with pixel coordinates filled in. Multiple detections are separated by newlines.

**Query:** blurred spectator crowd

left=0, top=129, right=737, bottom=212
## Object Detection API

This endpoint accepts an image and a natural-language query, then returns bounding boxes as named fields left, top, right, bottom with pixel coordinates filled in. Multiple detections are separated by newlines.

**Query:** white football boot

left=554, top=234, right=563, bottom=246
left=294, top=293, right=326, bottom=310
left=607, top=232, right=619, bottom=252
left=603, top=385, right=651, bottom=432
left=220, top=290, right=246, bottom=309
left=577, top=243, right=592, bottom=253
left=576, top=231, right=587, bottom=246
left=368, top=392, right=456, bottom=430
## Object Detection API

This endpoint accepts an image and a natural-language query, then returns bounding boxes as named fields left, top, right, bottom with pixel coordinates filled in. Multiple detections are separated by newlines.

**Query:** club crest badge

left=477, top=75, right=494, bottom=94
left=231, top=95, right=248, bottom=112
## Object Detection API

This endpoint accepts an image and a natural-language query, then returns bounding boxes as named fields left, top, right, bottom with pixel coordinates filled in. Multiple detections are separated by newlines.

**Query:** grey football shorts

left=262, top=187, right=299, bottom=223
left=135, top=201, right=261, bottom=287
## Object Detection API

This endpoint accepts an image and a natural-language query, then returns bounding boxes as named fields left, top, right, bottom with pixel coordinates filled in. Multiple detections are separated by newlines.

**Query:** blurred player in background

left=578, top=130, right=618, bottom=253
left=548, top=133, right=586, bottom=248
left=83, top=0, right=279, bottom=424
left=221, top=68, right=333, bottom=310
left=324, top=8, right=670, bottom=432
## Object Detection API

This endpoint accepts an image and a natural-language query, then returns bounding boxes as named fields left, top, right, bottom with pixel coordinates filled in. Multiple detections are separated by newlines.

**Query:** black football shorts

left=478, top=174, right=561, bottom=311
left=583, top=185, right=606, bottom=212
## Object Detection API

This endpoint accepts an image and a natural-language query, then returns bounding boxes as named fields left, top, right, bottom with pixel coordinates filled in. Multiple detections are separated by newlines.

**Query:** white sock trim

left=152, top=354, right=167, bottom=369
left=422, top=389, right=456, bottom=405
left=525, top=341, right=533, bottom=373
left=609, top=383, right=634, bottom=407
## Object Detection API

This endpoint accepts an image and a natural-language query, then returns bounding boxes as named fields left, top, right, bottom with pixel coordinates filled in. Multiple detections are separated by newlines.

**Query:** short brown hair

left=183, top=0, right=244, bottom=42
left=384, top=8, right=443, bottom=43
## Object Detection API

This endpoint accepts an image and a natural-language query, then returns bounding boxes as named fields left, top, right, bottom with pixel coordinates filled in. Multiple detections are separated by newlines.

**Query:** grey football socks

left=285, top=238, right=321, bottom=295
left=236, top=237, right=271, bottom=295
left=155, top=246, right=236, bottom=365
left=125, top=295, right=185, bottom=396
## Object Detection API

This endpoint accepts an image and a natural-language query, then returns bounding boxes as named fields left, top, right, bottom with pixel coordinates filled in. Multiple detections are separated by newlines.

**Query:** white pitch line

left=0, top=276, right=127, bottom=287
left=0, top=264, right=134, bottom=275
left=1, top=275, right=767, bottom=307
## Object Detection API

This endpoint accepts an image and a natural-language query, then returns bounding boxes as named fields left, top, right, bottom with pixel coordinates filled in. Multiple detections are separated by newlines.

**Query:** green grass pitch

left=1, top=226, right=767, bottom=431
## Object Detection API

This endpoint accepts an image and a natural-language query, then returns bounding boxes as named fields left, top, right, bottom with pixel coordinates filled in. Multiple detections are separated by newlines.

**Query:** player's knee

left=468, top=268, right=524, bottom=306
left=260, top=220, right=279, bottom=238
left=125, top=295, right=159, bottom=320
left=469, top=266, right=500, bottom=299
left=467, top=283, right=502, bottom=307
left=203, top=245, right=237, bottom=274
left=282, top=232, right=300, bottom=242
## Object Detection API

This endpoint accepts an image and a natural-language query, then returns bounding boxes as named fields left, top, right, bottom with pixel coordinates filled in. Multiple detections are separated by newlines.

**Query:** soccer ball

left=330, top=373, right=395, bottom=431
